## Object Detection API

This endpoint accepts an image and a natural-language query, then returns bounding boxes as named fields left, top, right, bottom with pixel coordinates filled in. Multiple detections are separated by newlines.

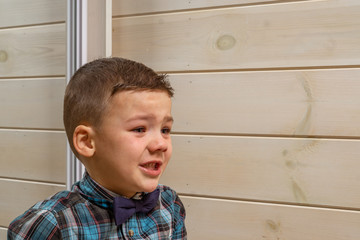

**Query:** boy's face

left=89, top=90, right=173, bottom=198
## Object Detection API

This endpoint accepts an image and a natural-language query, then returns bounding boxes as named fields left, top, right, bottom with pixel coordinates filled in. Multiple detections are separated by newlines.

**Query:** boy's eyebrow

left=164, top=116, right=174, bottom=123
left=126, top=114, right=174, bottom=123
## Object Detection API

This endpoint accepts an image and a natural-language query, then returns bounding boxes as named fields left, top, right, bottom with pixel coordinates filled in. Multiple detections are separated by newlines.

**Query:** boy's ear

left=73, top=125, right=96, bottom=158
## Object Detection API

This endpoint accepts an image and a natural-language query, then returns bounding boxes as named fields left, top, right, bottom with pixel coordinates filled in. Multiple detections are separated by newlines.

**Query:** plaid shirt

left=8, top=173, right=186, bottom=239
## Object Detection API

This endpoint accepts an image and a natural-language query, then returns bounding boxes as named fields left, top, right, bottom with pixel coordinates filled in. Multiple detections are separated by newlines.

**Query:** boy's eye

left=161, top=128, right=171, bottom=135
left=132, top=127, right=145, bottom=133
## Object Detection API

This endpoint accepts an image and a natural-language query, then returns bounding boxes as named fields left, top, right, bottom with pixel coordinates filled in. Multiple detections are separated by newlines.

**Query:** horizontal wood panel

left=161, top=135, right=360, bottom=209
left=182, top=196, right=360, bottom=239
left=0, top=130, right=66, bottom=183
left=0, top=179, right=65, bottom=227
left=0, top=78, right=66, bottom=129
left=113, top=0, right=281, bottom=16
left=113, top=0, right=360, bottom=71
left=0, top=24, right=66, bottom=77
left=169, top=69, right=360, bottom=137
left=0, top=0, right=65, bottom=28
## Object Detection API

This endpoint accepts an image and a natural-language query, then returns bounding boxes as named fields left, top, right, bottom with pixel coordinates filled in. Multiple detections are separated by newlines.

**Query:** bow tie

left=113, top=189, right=160, bottom=226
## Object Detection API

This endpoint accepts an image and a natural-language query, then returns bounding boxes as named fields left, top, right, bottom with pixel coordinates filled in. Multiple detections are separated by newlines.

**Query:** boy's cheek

left=167, top=140, right=173, bottom=154
left=166, top=148, right=173, bottom=161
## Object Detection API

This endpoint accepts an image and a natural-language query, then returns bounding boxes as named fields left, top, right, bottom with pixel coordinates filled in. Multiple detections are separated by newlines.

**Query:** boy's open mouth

left=139, top=161, right=163, bottom=177
left=140, top=162, right=161, bottom=170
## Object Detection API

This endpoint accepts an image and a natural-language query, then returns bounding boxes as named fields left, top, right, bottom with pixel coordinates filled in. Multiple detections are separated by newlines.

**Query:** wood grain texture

left=182, top=196, right=360, bottom=240
left=0, top=130, right=66, bottom=183
left=113, top=0, right=360, bottom=71
left=0, top=0, right=65, bottom=28
left=86, top=0, right=112, bottom=61
left=0, top=78, right=66, bottom=129
left=161, top=135, right=360, bottom=209
left=0, top=24, right=66, bottom=77
left=169, top=69, right=360, bottom=137
left=0, top=179, right=65, bottom=227
left=113, top=0, right=281, bottom=16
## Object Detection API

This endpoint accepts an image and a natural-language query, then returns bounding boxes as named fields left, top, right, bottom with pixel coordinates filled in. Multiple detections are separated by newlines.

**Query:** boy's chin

left=140, top=181, right=160, bottom=193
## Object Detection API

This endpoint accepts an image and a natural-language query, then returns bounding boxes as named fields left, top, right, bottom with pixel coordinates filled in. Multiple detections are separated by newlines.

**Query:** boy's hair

left=63, top=57, right=174, bottom=158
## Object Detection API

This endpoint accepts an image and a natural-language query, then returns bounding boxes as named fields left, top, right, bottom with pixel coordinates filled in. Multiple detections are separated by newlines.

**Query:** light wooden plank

left=0, top=179, right=65, bottom=227
left=113, top=0, right=281, bottom=16
left=0, top=24, right=66, bottom=77
left=0, top=78, right=66, bottom=129
left=161, top=135, right=360, bottom=209
left=0, top=227, right=7, bottom=239
left=0, top=0, right=66, bottom=28
left=113, top=0, right=360, bottom=71
left=87, top=0, right=112, bottom=61
left=182, top=196, right=360, bottom=240
left=0, top=130, right=66, bottom=183
left=169, top=69, right=360, bottom=137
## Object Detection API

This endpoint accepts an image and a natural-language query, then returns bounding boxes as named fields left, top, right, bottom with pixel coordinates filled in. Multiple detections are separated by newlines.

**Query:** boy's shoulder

left=29, top=189, right=84, bottom=213
left=7, top=190, right=85, bottom=239
left=9, top=190, right=85, bottom=223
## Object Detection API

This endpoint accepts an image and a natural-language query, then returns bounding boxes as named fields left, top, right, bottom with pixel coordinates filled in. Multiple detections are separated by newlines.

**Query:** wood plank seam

left=178, top=194, right=360, bottom=212
left=112, top=0, right=311, bottom=18
left=0, top=177, right=66, bottom=187
left=156, top=65, right=360, bottom=74
left=0, top=75, right=65, bottom=80
left=171, top=132, right=360, bottom=140
left=0, top=21, right=65, bottom=31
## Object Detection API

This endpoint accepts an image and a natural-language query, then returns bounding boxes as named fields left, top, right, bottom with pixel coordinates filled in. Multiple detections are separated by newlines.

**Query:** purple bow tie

left=113, top=189, right=160, bottom=226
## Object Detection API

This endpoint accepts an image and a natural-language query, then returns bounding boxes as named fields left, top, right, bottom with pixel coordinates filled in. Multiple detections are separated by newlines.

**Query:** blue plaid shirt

left=8, top=173, right=186, bottom=239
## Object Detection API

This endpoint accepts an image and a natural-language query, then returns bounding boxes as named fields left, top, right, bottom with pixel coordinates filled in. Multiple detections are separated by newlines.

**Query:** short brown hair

left=63, top=57, right=174, bottom=158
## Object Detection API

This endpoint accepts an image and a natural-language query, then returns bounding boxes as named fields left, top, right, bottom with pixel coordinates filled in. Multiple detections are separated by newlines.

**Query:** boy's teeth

left=143, top=163, right=157, bottom=169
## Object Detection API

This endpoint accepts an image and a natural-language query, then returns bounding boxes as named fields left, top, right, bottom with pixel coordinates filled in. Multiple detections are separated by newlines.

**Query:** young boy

left=8, top=57, right=187, bottom=239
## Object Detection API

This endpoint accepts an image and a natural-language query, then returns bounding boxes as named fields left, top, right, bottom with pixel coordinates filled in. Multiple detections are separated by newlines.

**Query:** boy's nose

left=148, top=133, right=168, bottom=153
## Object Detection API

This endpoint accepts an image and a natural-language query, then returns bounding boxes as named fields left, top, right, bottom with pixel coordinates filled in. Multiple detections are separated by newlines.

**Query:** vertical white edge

left=66, top=0, right=73, bottom=191
left=80, top=0, right=88, bottom=66
left=106, top=0, right=112, bottom=57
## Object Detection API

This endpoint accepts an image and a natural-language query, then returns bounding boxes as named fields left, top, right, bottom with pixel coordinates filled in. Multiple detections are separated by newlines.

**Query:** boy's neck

left=88, top=172, right=143, bottom=199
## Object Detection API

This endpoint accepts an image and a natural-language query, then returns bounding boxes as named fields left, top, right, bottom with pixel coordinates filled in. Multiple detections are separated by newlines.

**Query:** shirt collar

left=72, top=172, right=145, bottom=207
left=89, top=176, right=145, bottom=200
left=72, top=172, right=114, bottom=208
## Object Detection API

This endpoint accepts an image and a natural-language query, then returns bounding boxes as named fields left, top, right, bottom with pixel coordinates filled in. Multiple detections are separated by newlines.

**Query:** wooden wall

left=0, top=0, right=67, bottom=235
left=113, top=0, right=360, bottom=238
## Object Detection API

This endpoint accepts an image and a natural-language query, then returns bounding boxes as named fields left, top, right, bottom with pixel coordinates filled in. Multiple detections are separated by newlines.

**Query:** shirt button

left=129, top=229, right=134, bottom=237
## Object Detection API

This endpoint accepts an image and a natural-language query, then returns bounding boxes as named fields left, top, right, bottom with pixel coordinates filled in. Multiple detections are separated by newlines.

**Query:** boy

left=8, top=57, right=187, bottom=239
